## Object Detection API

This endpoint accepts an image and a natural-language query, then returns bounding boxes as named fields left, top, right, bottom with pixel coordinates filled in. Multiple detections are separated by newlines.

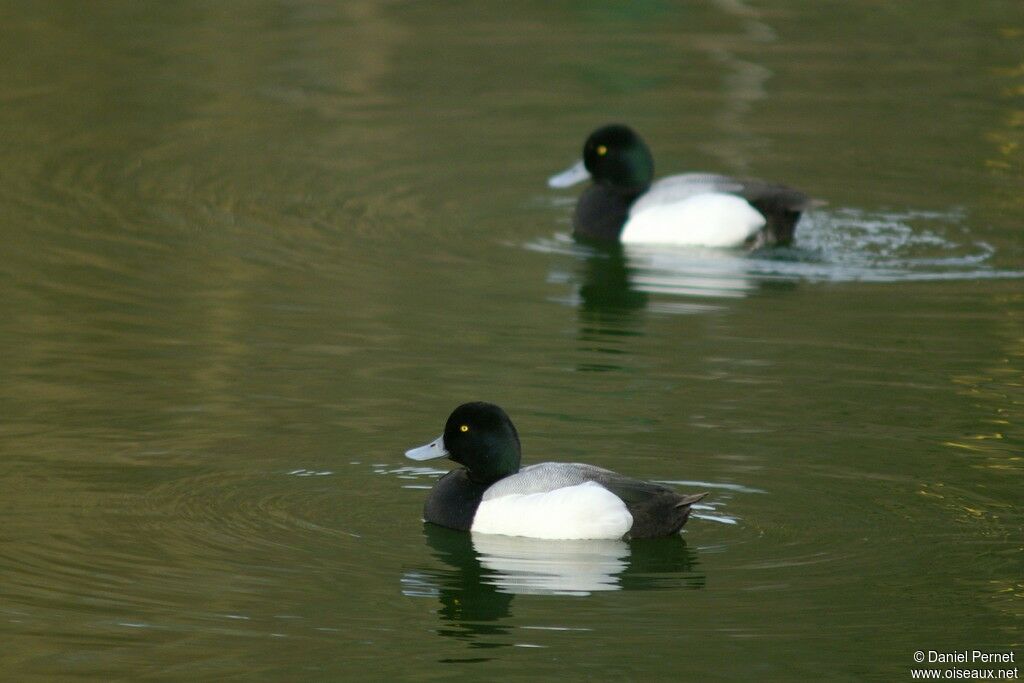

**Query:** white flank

left=471, top=481, right=632, bottom=540
left=621, top=192, right=765, bottom=247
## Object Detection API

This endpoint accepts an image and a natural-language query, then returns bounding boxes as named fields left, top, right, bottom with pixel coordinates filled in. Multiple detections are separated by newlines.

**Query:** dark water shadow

left=573, top=243, right=650, bottom=373
left=576, top=242, right=650, bottom=318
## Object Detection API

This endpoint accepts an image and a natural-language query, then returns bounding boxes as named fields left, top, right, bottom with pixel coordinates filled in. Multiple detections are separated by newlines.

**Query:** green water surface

left=0, top=1, right=1021, bottom=680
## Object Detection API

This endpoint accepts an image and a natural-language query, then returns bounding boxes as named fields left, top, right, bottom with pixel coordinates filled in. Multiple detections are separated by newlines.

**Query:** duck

left=548, top=123, right=812, bottom=249
left=405, top=402, right=707, bottom=540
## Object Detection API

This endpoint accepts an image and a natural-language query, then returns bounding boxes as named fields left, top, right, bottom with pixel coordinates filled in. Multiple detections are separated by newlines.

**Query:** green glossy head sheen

left=443, top=402, right=522, bottom=484
left=583, top=124, right=655, bottom=192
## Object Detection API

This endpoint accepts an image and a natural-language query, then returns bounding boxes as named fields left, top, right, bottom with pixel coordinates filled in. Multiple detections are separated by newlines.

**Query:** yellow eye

left=459, top=425, right=469, bottom=432
left=596, top=145, right=607, bottom=156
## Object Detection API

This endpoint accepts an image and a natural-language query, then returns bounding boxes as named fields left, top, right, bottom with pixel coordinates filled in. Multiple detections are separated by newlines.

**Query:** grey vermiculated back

left=630, top=173, right=811, bottom=216
left=481, top=462, right=679, bottom=502
left=481, top=463, right=617, bottom=499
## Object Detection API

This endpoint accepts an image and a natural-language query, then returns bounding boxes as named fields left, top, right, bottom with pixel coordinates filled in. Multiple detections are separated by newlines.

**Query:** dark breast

left=573, top=185, right=639, bottom=242
left=423, top=469, right=490, bottom=531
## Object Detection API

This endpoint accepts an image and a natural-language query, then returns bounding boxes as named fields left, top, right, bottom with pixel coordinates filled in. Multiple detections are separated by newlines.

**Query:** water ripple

left=528, top=206, right=1024, bottom=309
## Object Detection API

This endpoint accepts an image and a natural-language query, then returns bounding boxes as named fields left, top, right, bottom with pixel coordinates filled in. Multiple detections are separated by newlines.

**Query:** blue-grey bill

left=405, top=435, right=449, bottom=461
left=547, top=159, right=590, bottom=188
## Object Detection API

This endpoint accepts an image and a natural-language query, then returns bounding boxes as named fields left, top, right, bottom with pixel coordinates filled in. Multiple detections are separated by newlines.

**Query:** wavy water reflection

left=402, top=525, right=705, bottom=653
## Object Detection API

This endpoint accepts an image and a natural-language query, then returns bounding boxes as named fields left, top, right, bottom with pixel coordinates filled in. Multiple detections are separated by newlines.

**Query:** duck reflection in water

left=577, top=243, right=649, bottom=317
left=402, top=524, right=704, bottom=649
left=570, top=240, right=805, bottom=372
left=574, top=244, right=648, bottom=374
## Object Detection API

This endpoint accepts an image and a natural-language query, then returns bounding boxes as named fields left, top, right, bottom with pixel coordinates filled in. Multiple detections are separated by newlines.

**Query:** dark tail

left=675, top=492, right=709, bottom=509
left=747, top=204, right=802, bottom=248
left=746, top=192, right=823, bottom=248
left=663, top=491, right=709, bottom=536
